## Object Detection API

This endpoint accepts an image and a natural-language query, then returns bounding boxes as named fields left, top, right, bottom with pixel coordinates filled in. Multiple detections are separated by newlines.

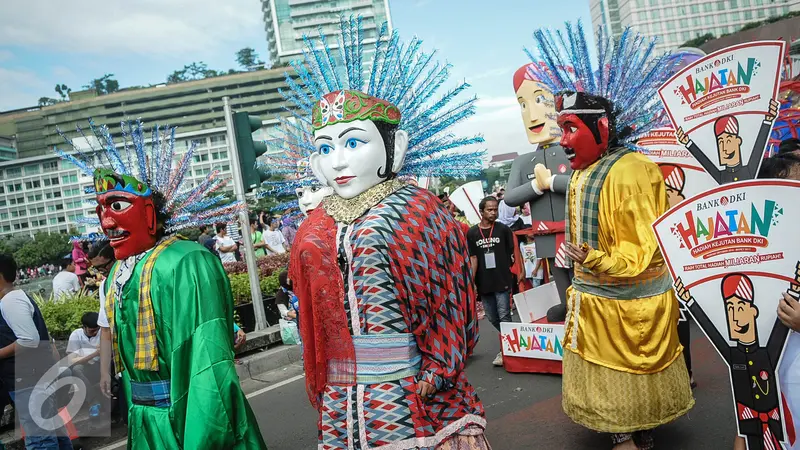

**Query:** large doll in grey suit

left=505, top=64, right=573, bottom=322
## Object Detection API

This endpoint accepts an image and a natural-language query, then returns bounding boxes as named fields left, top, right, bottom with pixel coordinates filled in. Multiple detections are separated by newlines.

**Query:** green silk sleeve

left=164, top=248, right=266, bottom=449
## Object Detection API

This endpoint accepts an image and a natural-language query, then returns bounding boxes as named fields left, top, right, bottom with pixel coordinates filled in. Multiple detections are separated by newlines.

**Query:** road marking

left=246, top=373, right=305, bottom=399
left=97, top=374, right=305, bottom=450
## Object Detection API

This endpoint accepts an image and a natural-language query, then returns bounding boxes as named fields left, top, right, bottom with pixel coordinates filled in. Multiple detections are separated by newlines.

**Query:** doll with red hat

left=504, top=62, right=574, bottom=323
left=676, top=269, right=800, bottom=450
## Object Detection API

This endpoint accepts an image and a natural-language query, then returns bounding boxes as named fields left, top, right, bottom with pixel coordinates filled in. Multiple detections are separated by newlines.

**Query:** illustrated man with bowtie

left=676, top=269, right=800, bottom=450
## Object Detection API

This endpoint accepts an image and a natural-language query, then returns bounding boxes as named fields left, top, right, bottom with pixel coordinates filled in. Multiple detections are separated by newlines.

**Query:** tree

left=38, top=97, right=59, bottom=107
left=12, top=232, right=72, bottom=269
left=166, top=62, right=221, bottom=84
left=680, top=33, right=714, bottom=49
left=84, top=74, right=120, bottom=95
left=55, top=84, right=71, bottom=100
left=236, top=47, right=264, bottom=71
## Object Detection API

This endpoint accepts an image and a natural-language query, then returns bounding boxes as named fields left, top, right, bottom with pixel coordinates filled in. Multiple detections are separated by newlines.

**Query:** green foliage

left=38, top=97, right=59, bottom=107
left=55, top=84, right=71, bottom=100
left=33, top=291, right=100, bottom=340
left=260, top=272, right=280, bottom=297
left=167, top=62, right=221, bottom=84
left=7, top=232, right=72, bottom=269
left=236, top=47, right=264, bottom=70
left=84, top=74, right=119, bottom=95
left=228, top=273, right=252, bottom=305
left=680, top=33, right=714, bottom=49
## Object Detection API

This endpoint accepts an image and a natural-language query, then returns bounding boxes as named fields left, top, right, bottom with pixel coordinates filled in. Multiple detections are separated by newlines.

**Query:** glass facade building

left=261, top=0, right=392, bottom=66
left=590, top=0, right=800, bottom=51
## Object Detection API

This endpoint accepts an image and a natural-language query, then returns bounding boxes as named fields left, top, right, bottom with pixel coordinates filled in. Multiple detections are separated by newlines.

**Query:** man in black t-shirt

left=467, top=196, right=515, bottom=367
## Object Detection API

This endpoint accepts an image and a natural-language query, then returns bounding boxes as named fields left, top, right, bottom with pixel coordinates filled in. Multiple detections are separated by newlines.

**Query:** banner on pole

left=658, top=41, right=785, bottom=184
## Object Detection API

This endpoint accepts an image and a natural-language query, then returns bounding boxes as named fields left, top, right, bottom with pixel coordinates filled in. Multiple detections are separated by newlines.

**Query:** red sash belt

left=737, top=403, right=782, bottom=450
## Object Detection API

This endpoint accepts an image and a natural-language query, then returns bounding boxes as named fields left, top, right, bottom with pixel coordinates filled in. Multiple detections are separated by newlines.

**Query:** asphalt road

left=248, top=319, right=740, bottom=450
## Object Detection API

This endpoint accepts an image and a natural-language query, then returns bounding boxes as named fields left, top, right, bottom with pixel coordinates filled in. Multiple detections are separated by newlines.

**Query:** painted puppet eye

left=569, top=126, right=578, bottom=133
left=535, top=95, right=545, bottom=104
left=345, top=138, right=365, bottom=149
left=110, top=200, right=132, bottom=212
left=520, top=102, right=527, bottom=110
left=319, top=144, right=333, bottom=155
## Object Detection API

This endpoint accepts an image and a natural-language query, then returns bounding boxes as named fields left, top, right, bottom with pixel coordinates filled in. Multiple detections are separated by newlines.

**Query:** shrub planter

left=233, top=296, right=280, bottom=332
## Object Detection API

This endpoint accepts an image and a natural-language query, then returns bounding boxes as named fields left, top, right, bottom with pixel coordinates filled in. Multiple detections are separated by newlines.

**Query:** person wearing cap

left=676, top=271, right=800, bottom=450
left=504, top=63, right=573, bottom=322
left=676, top=100, right=780, bottom=184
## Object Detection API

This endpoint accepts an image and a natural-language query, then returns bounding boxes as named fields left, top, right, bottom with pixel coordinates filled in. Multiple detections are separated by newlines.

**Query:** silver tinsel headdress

left=54, top=119, right=244, bottom=237
left=272, top=15, right=485, bottom=178
left=525, top=21, right=677, bottom=147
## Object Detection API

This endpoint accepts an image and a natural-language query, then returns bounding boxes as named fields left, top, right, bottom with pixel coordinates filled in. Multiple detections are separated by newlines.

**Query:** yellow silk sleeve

left=582, top=153, right=668, bottom=277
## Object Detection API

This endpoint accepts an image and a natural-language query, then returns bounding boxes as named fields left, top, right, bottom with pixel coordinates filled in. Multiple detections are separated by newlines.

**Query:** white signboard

left=513, top=282, right=560, bottom=324
left=449, top=181, right=485, bottom=225
left=658, top=41, right=785, bottom=184
left=638, top=127, right=718, bottom=208
left=653, top=180, right=800, bottom=447
left=500, top=322, right=565, bottom=361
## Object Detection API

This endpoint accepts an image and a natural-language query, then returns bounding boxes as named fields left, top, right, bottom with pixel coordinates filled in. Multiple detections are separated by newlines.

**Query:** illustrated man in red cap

left=675, top=271, right=799, bottom=450
left=659, top=163, right=687, bottom=208
left=676, top=99, right=779, bottom=184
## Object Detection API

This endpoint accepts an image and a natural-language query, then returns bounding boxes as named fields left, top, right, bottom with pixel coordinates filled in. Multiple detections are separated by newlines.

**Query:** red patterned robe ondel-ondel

left=290, top=184, right=486, bottom=449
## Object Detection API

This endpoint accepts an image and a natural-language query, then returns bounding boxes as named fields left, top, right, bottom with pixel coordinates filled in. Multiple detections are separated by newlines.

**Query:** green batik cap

left=93, top=168, right=152, bottom=197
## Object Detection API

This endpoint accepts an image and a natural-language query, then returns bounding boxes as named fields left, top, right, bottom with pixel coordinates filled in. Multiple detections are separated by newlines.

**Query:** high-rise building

left=590, top=0, right=800, bottom=52
left=0, top=69, right=293, bottom=238
left=261, top=0, right=392, bottom=66
left=0, top=136, right=16, bottom=161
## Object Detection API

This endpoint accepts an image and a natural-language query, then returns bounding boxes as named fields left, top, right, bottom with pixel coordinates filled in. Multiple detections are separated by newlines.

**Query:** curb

left=236, top=343, right=302, bottom=381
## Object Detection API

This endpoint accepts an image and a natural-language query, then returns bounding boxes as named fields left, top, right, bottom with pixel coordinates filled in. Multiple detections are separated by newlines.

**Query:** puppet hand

left=675, top=127, right=689, bottom=145
left=564, top=242, right=589, bottom=264
left=534, top=164, right=552, bottom=191
left=674, top=277, right=692, bottom=304
left=766, top=99, right=780, bottom=122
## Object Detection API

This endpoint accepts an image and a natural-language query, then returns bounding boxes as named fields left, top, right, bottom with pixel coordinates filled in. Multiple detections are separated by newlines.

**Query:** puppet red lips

left=529, top=123, right=545, bottom=133
left=335, top=176, right=355, bottom=185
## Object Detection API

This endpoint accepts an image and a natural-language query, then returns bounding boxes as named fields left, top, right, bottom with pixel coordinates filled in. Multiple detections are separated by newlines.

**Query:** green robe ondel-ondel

left=107, top=239, right=267, bottom=449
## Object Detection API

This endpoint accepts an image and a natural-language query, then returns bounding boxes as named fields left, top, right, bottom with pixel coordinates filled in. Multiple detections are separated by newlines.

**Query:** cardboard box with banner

left=653, top=179, right=800, bottom=449
left=501, top=281, right=565, bottom=374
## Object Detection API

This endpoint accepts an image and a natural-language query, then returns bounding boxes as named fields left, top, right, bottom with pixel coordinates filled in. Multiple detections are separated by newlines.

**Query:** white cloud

left=51, top=66, right=75, bottom=79
left=470, top=67, right=511, bottom=81
left=0, top=0, right=264, bottom=56
left=453, top=95, right=531, bottom=160
left=0, top=50, right=13, bottom=61
left=0, top=68, right=49, bottom=111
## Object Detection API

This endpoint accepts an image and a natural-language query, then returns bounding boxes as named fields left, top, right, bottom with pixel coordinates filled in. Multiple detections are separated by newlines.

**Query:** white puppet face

left=309, top=119, right=408, bottom=199
left=295, top=186, right=333, bottom=215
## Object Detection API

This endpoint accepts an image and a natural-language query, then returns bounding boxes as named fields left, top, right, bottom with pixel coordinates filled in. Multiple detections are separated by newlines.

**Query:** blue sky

left=0, top=0, right=593, bottom=156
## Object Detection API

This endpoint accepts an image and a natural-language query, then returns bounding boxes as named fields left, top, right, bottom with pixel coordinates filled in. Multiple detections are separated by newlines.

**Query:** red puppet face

left=96, top=191, right=158, bottom=260
left=557, top=113, right=609, bottom=170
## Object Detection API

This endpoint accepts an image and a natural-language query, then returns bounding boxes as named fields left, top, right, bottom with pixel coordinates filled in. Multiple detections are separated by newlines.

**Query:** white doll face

left=296, top=186, right=333, bottom=215
left=310, top=119, right=408, bottom=199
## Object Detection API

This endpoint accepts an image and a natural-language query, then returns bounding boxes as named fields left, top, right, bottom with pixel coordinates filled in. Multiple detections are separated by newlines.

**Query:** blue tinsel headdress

left=525, top=21, right=677, bottom=147
left=54, top=119, right=245, bottom=237
left=271, top=15, right=485, bottom=179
